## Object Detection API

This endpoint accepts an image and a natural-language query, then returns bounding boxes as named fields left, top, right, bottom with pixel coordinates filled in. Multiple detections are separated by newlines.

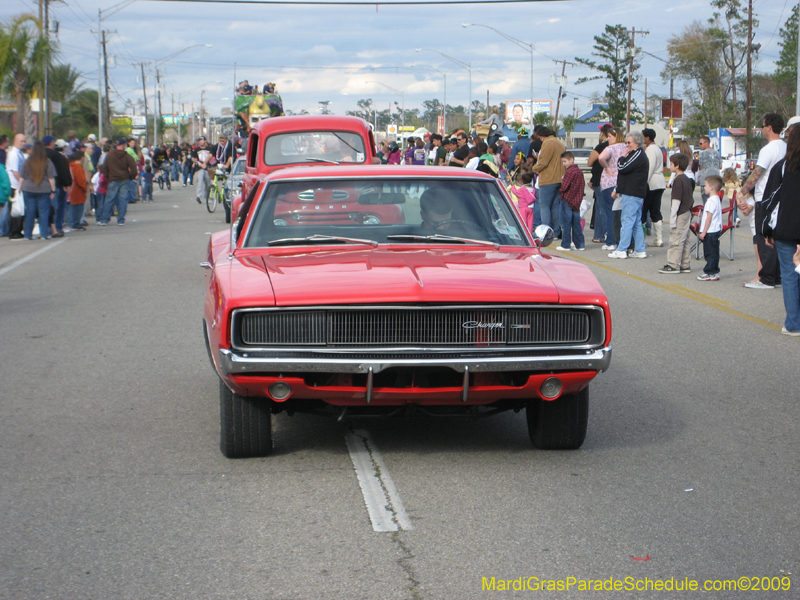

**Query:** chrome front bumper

left=218, top=347, right=612, bottom=376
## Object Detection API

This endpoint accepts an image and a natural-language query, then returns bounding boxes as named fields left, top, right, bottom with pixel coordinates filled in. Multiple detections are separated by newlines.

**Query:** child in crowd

left=659, top=153, right=695, bottom=274
left=697, top=174, right=724, bottom=281
left=510, top=171, right=535, bottom=232
left=722, top=167, right=741, bottom=224
left=142, top=165, right=155, bottom=202
left=67, top=152, right=87, bottom=231
left=556, top=151, right=586, bottom=251
left=465, top=146, right=481, bottom=170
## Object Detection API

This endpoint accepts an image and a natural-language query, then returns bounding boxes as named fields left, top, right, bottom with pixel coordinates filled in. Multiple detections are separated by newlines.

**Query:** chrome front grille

left=236, top=307, right=595, bottom=348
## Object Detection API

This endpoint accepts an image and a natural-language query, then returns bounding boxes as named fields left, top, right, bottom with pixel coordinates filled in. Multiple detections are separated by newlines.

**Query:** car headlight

left=363, top=215, right=381, bottom=225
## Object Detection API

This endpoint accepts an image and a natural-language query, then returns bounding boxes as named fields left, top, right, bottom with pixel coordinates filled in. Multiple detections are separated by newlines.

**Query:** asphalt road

left=1, top=185, right=798, bottom=600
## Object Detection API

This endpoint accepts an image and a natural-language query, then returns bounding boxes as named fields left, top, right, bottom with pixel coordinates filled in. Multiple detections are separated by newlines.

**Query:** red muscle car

left=203, top=166, right=612, bottom=458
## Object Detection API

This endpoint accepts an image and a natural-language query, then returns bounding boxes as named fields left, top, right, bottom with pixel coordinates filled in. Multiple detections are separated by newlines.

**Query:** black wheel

left=158, top=176, right=164, bottom=190
left=206, top=188, right=218, bottom=213
left=219, top=380, right=273, bottom=458
left=165, top=176, right=171, bottom=190
left=526, top=386, right=589, bottom=450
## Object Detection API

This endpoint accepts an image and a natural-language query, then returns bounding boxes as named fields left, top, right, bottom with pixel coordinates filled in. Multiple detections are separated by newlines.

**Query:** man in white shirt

left=5, top=133, right=27, bottom=239
left=737, top=113, right=786, bottom=289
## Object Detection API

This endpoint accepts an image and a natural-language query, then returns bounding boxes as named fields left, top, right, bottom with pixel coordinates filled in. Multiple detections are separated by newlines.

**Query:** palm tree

left=48, top=63, right=82, bottom=104
left=561, top=115, right=577, bottom=146
left=0, top=14, right=54, bottom=137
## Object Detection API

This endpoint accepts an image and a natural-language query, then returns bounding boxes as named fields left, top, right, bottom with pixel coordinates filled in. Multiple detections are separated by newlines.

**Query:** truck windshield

left=264, top=131, right=367, bottom=166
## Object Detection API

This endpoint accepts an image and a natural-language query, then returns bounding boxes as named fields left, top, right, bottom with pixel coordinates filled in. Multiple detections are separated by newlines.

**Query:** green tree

left=662, top=20, right=740, bottom=137
left=53, top=88, right=98, bottom=138
left=561, top=115, right=577, bottom=145
left=0, top=14, right=54, bottom=136
left=533, top=111, right=550, bottom=126
left=48, top=63, right=82, bottom=104
left=421, top=99, right=442, bottom=131
left=346, top=98, right=374, bottom=123
left=575, top=24, right=639, bottom=129
left=708, top=0, right=754, bottom=105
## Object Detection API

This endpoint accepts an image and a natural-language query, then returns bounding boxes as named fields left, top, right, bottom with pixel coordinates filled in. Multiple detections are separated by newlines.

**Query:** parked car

left=203, top=166, right=613, bottom=458
left=223, top=157, right=246, bottom=223
left=566, top=148, right=592, bottom=173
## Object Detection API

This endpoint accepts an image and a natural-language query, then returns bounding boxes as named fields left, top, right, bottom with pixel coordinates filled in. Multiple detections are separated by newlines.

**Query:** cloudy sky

left=5, top=0, right=791, bottom=124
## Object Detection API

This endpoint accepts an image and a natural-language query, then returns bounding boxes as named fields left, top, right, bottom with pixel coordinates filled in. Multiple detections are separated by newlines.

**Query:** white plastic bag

left=579, top=198, right=591, bottom=219
left=10, top=188, right=24, bottom=218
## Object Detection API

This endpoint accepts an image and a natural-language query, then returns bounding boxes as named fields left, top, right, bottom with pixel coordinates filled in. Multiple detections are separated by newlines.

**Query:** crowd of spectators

left=0, top=131, right=239, bottom=237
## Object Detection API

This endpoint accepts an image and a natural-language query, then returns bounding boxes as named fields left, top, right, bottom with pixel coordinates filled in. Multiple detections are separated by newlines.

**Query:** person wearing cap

left=509, top=128, right=531, bottom=174
left=43, top=135, right=73, bottom=236
left=98, top=138, right=138, bottom=226
left=478, top=107, right=504, bottom=145
left=497, top=136, right=511, bottom=170
left=87, top=134, right=101, bottom=169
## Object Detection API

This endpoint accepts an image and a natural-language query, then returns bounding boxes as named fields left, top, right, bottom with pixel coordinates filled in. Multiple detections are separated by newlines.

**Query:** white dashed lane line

left=0, top=239, right=67, bottom=278
left=345, top=429, right=412, bottom=533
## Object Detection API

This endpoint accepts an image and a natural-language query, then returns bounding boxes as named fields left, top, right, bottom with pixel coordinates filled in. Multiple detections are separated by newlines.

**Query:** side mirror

left=237, top=182, right=243, bottom=188
left=533, top=224, right=554, bottom=248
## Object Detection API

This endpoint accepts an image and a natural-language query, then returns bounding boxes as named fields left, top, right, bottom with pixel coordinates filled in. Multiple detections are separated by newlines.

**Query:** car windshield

left=245, top=178, right=529, bottom=248
left=232, top=158, right=245, bottom=176
left=263, top=131, right=367, bottom=166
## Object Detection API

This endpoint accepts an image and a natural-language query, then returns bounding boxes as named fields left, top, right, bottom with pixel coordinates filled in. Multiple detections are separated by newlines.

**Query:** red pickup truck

left=230, top=115, right=378, bottom=222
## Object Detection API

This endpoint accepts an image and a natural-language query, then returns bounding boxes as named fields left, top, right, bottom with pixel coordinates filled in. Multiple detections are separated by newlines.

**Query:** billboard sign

left=504, top=100, right=553, bottom=125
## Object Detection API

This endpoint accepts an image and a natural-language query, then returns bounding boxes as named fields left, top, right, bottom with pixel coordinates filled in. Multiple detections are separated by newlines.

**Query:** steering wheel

left=432, top=219, right=486, bottom=232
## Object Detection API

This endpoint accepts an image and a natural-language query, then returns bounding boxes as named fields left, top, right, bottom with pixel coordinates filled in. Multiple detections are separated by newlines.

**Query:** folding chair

left=689, top=193, right=736, bottom=260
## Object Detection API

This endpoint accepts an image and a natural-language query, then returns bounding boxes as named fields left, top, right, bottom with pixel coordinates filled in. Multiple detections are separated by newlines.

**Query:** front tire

left=526, top=386, right=589, bottom=450
left=206, top=188, right=218, bottom=213
left=219, top=380, right=273, bottom=458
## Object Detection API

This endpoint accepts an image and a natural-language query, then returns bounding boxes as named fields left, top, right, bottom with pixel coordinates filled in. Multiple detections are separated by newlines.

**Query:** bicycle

left=156, top=164, right=171, bottom=190
left=207, top=169, right=227, bottom=213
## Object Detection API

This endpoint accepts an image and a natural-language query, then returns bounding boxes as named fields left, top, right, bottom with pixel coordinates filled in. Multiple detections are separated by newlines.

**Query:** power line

left=143, top=0, right=579, bottom=5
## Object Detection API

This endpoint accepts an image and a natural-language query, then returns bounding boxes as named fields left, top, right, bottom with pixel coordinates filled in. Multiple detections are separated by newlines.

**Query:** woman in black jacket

left=608, top=131, right=650, bottom=259
left=764, top=124, right=800, bottom=335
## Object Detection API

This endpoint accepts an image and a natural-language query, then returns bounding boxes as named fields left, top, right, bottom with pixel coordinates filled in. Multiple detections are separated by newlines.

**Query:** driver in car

left=419, top=189, right=456, bottom=230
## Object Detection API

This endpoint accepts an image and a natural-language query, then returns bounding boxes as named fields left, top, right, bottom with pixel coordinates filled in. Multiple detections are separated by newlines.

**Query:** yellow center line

left=550, top=249, right=782, bottom=331
left=664, top=284, right=733, bottom=307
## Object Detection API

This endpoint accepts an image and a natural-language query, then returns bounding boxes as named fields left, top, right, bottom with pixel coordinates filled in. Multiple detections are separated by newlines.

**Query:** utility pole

left=102, top=31, right=115, bottom=136
left=625, top=28, right=649, bottom=133
left=552, top=59, right=575, bottom=131
left=746, top=0, right=753, bottom=159
left=135, top=62, right=150, bottom=145
left=154, top=68, right=161, bottom=146
left=644, top=78, right=648, bottom=127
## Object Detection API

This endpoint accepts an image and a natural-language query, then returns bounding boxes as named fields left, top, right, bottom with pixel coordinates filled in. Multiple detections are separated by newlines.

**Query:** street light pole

left=416, top=48, right=472, bottom=131
left=365, top=81, right=405, bottom=136
left=409, top=64, right=446, bottom=135
left=463, top=23, right=534, bottom=121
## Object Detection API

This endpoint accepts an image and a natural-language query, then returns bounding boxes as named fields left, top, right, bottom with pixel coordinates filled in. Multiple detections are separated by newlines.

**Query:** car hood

left=258, top=247, right=561, bottom=305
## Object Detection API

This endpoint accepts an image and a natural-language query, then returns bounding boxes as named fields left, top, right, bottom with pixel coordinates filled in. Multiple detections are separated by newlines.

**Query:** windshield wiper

left=386, top=234, right=499, bottom=249
left=304, top=157, right=339, bottom=164
left=331, top=132, right=361, bottom=155
left=267, top=234, right=378, bottom=247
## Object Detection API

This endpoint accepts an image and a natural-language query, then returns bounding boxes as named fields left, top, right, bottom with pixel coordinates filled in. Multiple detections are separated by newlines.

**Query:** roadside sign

left=662, top=99, right=683, bottom=120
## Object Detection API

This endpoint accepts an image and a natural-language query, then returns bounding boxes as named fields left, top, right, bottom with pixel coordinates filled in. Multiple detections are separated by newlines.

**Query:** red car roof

left=264, top=165, right=500, bottom=181
left=251, top=114, right=372, bottom=137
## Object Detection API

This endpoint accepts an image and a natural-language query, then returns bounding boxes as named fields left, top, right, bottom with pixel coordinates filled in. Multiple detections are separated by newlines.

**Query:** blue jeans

left=776, top=240, right=800, bottom=332
left=95, top=193, right=106, bottom=220
left=182, top=164, right=192, bottom=185
left=53, top=188, right=67, bottom=231
left=538, top=183, right=561, bottom=234
left=23, top=191, right=51, bottom=239
left=68, top=203, right=85, bottom=229
left=143, top=181, right=153, bottom=200
left=101, top=180, right=129, bottom=224
left=593, top=186, right=606, bottom=240
left=618, top=194, right=645, bottom=253
left=560, top=201, right=585, bottom=249
left=600, top=187, right=616, bottom=245
left=0, top=201, right=9, bottom=237
left=702, top=231, right=721, bottom=275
